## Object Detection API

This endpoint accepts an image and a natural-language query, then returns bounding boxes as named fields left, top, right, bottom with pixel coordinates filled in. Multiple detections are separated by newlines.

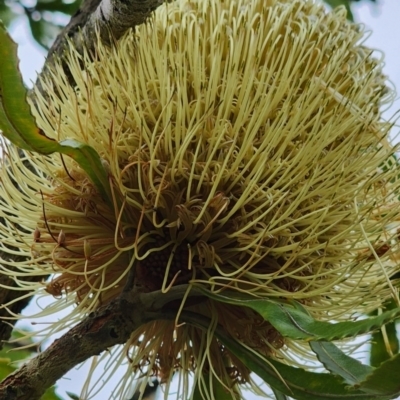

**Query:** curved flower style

left=1, top=0, right=400, bottom=398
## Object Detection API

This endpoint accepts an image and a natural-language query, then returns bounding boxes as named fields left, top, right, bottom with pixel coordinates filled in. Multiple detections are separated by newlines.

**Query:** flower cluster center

left=136, top=239, right=192, bottom=292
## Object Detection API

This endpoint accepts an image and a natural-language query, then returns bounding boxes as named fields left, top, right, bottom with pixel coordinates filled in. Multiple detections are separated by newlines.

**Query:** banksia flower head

left=1, top=0, right=400, bottom=398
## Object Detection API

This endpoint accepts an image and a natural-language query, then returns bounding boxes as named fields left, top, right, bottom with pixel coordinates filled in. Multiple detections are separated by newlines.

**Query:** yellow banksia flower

left=1, top=0, right=400, bottom=398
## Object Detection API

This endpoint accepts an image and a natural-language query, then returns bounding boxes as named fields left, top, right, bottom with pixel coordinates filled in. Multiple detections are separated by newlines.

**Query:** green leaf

left=0, top=3, right=19, bottom=27
left=0, top=347, right=32, bottom=364
left=0, top=21, right=42, bottom=151
left=66, top=392, right=80, bottom=400
left=0, top=23, right=112, bottom=203
left=200, top=290, right=400, bottom=341
left=181, top=311, right=394, bottom=400
left=370, top=323, right=399, bottom=367
left=27, top=14, right=62, bottom=50
left=271, top=388, right=289, bottom=400
left=0, top=331, right=36, bottom=370
left=193, top=373, right=236, bottom=400
left=0, top=358, right=17, bottom=381
left=370, top=301, right=400, bottom=367
left=41, top=386, right=63, bottom=400
left=55, top=138, right=112, bottom=203
left=310, top=341, right=374, bottom=385
left=324, top=0, right=354, bottom=21
left=358, top=353, right=400, bottom=396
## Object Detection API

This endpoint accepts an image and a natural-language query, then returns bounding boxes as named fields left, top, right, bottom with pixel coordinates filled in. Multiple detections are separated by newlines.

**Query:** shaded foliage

left=324, top=0, right=377, bottom=20
left=0, top=0, right=81, bottom=49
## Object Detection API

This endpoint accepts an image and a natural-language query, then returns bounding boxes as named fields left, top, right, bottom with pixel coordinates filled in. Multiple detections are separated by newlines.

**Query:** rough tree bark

left=0, top=0, right=171, bottom=397
left=36, top=0, right=167, bottom=93
left=0, top=285, right=203, bottom=400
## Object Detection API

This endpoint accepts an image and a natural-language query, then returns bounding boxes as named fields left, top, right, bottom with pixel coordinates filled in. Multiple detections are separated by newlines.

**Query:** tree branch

left=0, top=285, right=203, bottom=400
left=0, top=295, right=145, bottom=400
left=47, top=0, right=102, bottom=60
left=37, top=0, right=167, bottom=89
left=55, top=0, right=165, bottom=54
left=81, top=0, right=165, bottom=45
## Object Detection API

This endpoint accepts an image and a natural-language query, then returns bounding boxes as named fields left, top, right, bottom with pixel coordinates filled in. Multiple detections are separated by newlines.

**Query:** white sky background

left=5, top=0, right=400, bottom=399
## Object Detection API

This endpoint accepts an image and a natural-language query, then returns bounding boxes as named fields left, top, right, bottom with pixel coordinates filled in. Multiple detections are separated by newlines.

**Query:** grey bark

left=0, top=285, right=202, bottom=400
left=36, top=0, right=167, bottom=92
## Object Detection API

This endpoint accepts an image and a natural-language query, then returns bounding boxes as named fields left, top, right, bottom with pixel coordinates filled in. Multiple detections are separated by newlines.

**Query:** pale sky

left=6, top=1, right=400, bottom=399
left=353, top=0, right=400, bottom=127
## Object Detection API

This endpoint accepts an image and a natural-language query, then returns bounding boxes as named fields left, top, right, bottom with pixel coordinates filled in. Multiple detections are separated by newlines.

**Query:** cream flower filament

left=1, top=0, right=400, bottom=398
